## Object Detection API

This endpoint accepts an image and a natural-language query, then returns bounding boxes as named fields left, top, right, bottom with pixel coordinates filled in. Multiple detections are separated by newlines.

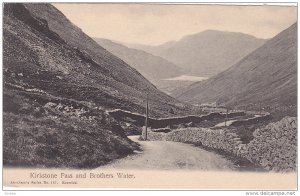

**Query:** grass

left=3, top=87, right=139, bottom=168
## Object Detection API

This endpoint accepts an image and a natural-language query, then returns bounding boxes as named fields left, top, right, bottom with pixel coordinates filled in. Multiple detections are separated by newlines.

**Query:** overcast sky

left=53, top=3, right=297, bottom=45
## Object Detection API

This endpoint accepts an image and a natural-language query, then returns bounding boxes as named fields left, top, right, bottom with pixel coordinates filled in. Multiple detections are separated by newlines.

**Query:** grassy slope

left=3, top=92, right=139, bottom=168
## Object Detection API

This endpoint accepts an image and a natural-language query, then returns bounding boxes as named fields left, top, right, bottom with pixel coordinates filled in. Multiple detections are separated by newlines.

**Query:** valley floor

left=99, top=136, right=237, bottom=171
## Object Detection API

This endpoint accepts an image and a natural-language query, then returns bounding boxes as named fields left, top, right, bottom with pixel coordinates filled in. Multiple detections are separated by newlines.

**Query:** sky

left=53, top=3, right=297, bottom=46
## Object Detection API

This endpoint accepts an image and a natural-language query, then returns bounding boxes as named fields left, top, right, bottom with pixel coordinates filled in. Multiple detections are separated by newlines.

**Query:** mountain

left=173, top=23, right=297, bottom=117
left=3, top=3, right=193, bottom=168
left=126, top=30, right=265, bottom=76
left=93, top=38, right=184, bottom=88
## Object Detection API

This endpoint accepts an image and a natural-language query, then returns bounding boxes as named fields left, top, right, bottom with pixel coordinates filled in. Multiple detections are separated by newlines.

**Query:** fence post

left=144, top=93, right=149, bottom=141
left=225, top=108, right=228, bottom=127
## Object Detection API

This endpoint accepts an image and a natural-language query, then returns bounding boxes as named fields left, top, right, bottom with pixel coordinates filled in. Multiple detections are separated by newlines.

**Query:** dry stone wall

left=145, top=117, right=297, bottom=172
left=108, top=109, right=245, bottom=129
left=245, top=117, right=296, bottom=172
left=231, top=113, right=271, bottom=127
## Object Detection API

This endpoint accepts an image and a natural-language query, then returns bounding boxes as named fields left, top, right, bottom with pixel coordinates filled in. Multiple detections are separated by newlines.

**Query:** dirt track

left=100, top=136, right=236, bottom=171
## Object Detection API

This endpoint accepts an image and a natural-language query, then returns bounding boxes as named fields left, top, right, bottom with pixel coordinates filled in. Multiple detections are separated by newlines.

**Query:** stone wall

left=165, top=128, right=243, bottom=155
left=231, top=113, right=271, bottom=127
left=245, top=117, right=297, bottom=172
left=142, top=127, right=165, bottom=141
left=108, top=109, right=245, bottom=129
left=145, top=117, right=297, bottom=172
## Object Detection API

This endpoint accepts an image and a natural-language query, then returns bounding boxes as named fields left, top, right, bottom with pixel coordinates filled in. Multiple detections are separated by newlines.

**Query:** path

left=99, top=136, right=236, bottom=171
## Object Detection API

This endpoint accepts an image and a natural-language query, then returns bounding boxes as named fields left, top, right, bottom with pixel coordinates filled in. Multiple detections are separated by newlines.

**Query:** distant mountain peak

left=127, top=29, right=266, bottom=76
left=180, top=29, right=265, bottom=42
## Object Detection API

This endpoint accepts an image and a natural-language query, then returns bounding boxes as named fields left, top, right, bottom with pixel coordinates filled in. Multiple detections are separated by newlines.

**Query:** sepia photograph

left=2, top=1, right=298, bottom=191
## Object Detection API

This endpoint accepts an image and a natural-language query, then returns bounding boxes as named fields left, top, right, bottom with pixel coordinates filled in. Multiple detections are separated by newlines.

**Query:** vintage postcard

left=2, top=2, right=298, bottom=191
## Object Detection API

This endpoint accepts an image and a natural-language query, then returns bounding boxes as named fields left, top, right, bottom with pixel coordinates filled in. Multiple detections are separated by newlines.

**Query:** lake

left=163, top=75, right=208, bottom=81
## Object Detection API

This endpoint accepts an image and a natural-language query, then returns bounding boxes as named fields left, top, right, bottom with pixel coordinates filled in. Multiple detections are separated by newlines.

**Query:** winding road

left=100, top=136, right=237, bottom=171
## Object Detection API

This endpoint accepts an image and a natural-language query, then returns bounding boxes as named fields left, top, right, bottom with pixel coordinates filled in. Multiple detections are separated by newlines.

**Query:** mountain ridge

left=124, top=30, right=266, bottom=76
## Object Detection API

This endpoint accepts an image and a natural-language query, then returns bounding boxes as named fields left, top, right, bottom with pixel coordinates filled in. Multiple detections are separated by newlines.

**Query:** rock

left=44, top=102, right=57, bottom=108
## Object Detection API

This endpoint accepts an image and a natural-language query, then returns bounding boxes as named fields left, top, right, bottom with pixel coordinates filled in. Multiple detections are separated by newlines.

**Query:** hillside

left=11, top=3, right=193, bottom=117
left=173, top=23, right=297, bottom=118
left=127, top=30, right=265, bottom=76
left=3, top=3, right=193, bottom=168
left=93, top=38, right=184, bottom=88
